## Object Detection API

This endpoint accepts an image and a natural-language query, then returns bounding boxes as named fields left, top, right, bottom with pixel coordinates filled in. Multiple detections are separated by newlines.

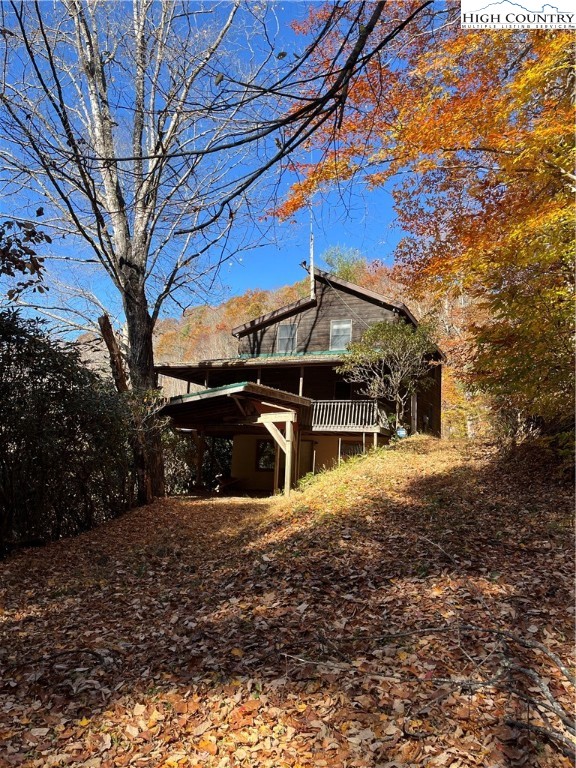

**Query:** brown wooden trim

left=232, top=297, right=317, bottom=338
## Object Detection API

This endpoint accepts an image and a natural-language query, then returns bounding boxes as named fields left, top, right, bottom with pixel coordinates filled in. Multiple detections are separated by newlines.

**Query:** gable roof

left=231, top=268, right=417, bottom=338
left=314, top=269, right=419, bottom=326
left=232, top=296, right=316, bottom=338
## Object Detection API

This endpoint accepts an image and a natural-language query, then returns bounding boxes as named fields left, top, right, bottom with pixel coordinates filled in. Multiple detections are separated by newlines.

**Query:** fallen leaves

left=0, top=437, right=573, bottom=767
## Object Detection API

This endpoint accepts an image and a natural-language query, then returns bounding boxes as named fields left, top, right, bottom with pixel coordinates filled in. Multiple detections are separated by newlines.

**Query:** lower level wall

left=311, top=435, right=340, bottom=473
left=230, top=431, right=388, bottom=493
left=230, top=434, right=275, bottom=492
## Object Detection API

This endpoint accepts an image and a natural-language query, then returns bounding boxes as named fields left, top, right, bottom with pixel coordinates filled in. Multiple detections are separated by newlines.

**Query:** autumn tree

left=338, top=319, right=437, bottom=430
left=0, top=0, right=433, bottom=499
left=279, top=12, right=574, bottom=433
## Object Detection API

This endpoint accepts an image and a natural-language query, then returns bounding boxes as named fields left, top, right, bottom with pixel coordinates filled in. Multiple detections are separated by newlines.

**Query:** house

left=156, top=269, right=442, bottom=494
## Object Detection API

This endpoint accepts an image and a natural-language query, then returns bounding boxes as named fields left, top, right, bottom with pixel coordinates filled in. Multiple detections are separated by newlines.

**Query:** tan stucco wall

left=231, top=434, right=275, bottom=492
left=311, top=435, right=340, bottom=472
left=231, top=431, right=388, bottom=493
left=308, top=433, right=387, bottom=474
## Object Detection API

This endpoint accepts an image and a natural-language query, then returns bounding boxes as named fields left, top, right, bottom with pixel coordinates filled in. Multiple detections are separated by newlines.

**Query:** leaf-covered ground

left=0, top=437, right=573, bottom=768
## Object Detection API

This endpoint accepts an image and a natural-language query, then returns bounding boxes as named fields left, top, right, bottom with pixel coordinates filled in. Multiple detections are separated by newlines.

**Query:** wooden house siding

left=238, top=281, right=398, bottom=356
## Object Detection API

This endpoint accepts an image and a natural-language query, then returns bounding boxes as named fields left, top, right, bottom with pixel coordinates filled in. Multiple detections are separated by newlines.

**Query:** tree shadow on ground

left=0, top=440, right=573, bottom=767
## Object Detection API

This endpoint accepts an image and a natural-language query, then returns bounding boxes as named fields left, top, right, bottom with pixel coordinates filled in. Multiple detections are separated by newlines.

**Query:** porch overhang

left=159, top=382, right=312, bottom=495
left=155, top=352, right=344, bottom=387
left=159, top=381, right=311, bottom=428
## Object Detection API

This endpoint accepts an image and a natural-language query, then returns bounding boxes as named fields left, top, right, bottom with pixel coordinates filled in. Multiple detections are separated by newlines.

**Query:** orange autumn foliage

left=279, top=10, right=574, bottom=430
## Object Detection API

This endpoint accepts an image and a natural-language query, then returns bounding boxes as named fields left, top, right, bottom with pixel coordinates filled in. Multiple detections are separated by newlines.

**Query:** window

left=277, top=323, right=297, bottom=354
left=330, top=319, right=352, bottom=350
left=256, top=440, right=276, bottom=471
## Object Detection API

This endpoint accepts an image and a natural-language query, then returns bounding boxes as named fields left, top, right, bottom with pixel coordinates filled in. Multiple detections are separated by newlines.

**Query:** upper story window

left=276, top=323, right=297, bottom=354
left=330, top=319, right=352, bottom=350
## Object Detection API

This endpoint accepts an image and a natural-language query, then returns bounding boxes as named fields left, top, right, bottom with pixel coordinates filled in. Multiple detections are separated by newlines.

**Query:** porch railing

left=311, top=399, right=389, bottom=430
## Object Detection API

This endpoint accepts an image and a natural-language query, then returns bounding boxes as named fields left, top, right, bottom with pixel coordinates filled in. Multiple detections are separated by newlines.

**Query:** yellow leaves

left=160, top=754, right=188, bottom=767
left=230, top=647, right=244, bottom=658
left=78, top=717, right=91, bottom=727
left=196, top=737, right=218, bottom=755
left=147, top=708, right=164, bottom=728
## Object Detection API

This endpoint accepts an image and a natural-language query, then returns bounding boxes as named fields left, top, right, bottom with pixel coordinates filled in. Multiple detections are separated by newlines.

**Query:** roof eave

left=231, top=296, right=317, bottom=338
left=313, top=268, right=418, bottom=325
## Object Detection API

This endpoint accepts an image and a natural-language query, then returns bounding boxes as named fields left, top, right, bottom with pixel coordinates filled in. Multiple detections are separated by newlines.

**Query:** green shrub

left=0, top=310, right=133, bottom=553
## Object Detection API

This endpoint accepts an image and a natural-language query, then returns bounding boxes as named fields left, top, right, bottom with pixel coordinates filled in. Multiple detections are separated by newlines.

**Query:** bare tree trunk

left=122, top=284, right=165, bottom=499
left=97, top=314, right=129, bottom=393
left=123, top=284, right=156, bottom=391
left=98, top=311, right=163, bottom=503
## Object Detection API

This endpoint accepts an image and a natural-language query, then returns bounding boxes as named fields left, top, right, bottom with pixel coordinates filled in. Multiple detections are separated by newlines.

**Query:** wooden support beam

left=411, top=393, right=418, bottom=434
left=256, top=411, right=295, bottom=424
left=284, top=419, right=293, bottom=496
left=262, top=420, right=287, bottom=454
left=273, top=442, right=280, bottom=493
left=258, top=400, right=295, bottom=413
left=299, top=366, right=304, bottom=397
left=230, top=395, right=248, bottom=417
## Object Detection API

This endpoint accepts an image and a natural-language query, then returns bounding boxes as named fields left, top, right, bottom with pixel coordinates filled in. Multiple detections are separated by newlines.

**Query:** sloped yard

left=0, top=437, right=573, bottom=768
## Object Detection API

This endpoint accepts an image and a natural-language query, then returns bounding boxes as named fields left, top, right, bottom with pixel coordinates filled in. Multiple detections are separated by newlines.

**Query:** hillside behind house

left=0, top=437, right=573, bottom=767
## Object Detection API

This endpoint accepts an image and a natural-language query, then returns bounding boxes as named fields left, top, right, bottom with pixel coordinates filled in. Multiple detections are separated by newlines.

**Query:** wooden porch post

left=273, top=443, right=280, bottom=493
left=258, top=411, right=297, bottom=497
left=284, top=419, right=294, bottom=496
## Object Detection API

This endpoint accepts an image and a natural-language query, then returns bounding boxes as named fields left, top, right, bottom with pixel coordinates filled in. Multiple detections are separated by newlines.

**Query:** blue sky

left=190, top=1, right=404, bottom=304
left=214, top=1, right=404, bottom=299
left=216, top=181, right=402, bottom=299
left=0, top=1, right=405, bottom=322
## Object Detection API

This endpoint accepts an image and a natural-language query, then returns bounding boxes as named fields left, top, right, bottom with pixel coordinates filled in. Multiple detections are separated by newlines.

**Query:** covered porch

left=158, top=381, right=392, bottom=495
left=159, top=382, right=311, bottom=496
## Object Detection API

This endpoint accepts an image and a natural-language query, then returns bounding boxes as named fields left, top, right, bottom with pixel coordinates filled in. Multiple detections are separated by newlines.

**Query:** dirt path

left=0, top=438, right=573, bottom=767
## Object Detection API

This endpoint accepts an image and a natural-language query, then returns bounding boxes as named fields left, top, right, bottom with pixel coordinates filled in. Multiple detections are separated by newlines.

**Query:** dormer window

left=277, top=323, right=297, bottom=354
left=330, top=319, right=352, bottom=350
